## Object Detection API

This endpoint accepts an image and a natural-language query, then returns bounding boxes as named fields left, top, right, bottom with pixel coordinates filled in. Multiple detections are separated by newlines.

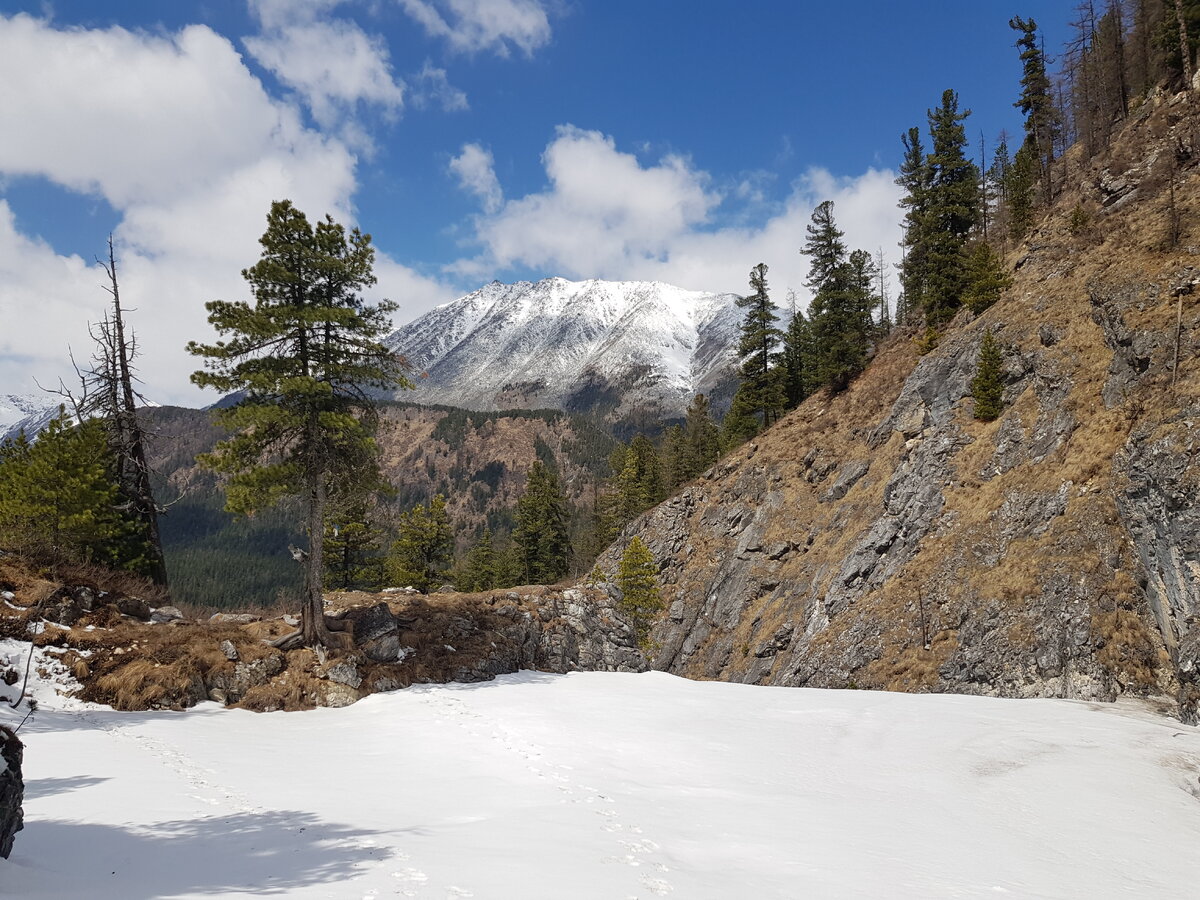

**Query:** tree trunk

left=1177, top=0, right=1194, bottom=89
left=103, top=239, right=169, bottom=587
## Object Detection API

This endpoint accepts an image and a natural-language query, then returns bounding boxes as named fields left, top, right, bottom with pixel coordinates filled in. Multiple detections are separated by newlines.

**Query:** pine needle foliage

left=617, top=536, right=662, bottom=650
left=187, top=199, right=410, bottom=647
left=971, top=329, right=1006, bottom=421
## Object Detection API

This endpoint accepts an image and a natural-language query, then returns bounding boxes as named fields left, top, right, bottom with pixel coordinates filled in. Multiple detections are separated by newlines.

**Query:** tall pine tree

left=188, top=200, right=410, bottom=649
left=731, top=263, right=785, bottom=430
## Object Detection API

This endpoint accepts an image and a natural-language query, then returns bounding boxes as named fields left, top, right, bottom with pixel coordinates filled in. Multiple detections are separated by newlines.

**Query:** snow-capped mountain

left=385, top=278, right=743, bottom=420
left=0, top=393, right=66, bottom=442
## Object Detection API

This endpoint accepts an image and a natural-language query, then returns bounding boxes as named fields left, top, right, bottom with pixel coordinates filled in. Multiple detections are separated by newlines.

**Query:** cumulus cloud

left=448, top=143, right=502, bottom=213
left=0, top=13, right=453, bottom=405
left=451, top=126, right=904, bottom=307
left=244, top=0, right=405, bottom=135
left=398, top=0, right=552, bottom=56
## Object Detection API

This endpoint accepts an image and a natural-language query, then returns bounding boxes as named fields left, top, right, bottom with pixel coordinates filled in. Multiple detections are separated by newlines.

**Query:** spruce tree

left=782, top=310, right=815, bottom=408
left=681, top=394, right=721, bottom=478
left=719, top=388, right=762, bottom=451
left=386, top=494, right=454, bottom=592
left=923, top=89, right=981, bottom=326
left=460, top=526, right=498, bottom=592
left=616, top=535, right=663, bottom=650
left=0, top=411, right=138, bottom=570
left=1011, top=16, right=1058, bottom=204
left=734, top=263, right=785, bottom=429
left=512, top=460, right=570, bottom=584
left=971, top=329, right=1005, bottom=421
left=802, top=202, right=872, bottom=391
left=896, top=127, right=932, bottom=318
left=188, top=199, right=409, bottom=648
left=661, top=425, right=688, bottom=492
left=962, top=242, right=1012, bottom=314
left=616, top=435, right=664, bottom=521
left=323, top=500, right=385, bottom=591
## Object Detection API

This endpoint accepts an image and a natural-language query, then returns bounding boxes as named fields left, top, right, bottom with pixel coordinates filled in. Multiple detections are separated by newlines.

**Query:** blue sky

left=0, top=1, right=1071, bottom=404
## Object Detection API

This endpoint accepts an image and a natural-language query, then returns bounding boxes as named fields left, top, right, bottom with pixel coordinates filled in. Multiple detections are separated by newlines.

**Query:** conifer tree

left=323, top=500, right=385, bottom=591
left=661, top=425, right=688, bottom=492
left=896, top=127, right=932, bottom=317
left=733, top=263, right=785, bottom=429
left=923, top=89, right=981, bottom=326
left=719, top=390, right=762, bottom=451
left=1005, top=145, right=1038, bottom=240
left=971, top=329, right=1005, bottom=421
left=1011, top=16, right=1058, bottom=204
left=188, top=199, right=409, bottom=648
left=781, top=310, right=815, bottom=408
left=962, top=242, right=1012, bottom=314
left=803, top=202, right=873, bottom=391
left=386, top=494, right=453, bottom=592
left=513, top=461, right=570, bottom=584
left=460, top=526, right=498, bottom=592
left=616, top=435, right=664, bottom=521
left=681, top=394, right=721, bottom=478
left=0, top=411, right=138, bottom=569
left=616, top=535, right=663, bottom=649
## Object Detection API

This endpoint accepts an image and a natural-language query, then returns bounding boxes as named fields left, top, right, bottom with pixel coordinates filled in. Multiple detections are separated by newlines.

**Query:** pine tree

left=719, top=387, right=763, bottom=451
left=734, top=263, right=785, bottom=429
left=512, top=460, right=570, bottom=585
left=971, top=329, right=1005, bottom=421
left=188, top=199, right=410, bottom=649
left=1005, top=144, right=1038, bottom=240
left=1011, top=16, right=1058, bottom=204
left=0, top=411, right=137, bottom=569
left=460, top=526, right=498, bottom=592
left=386, top=494, right=453, bottom=591
left=962, top=242, right=1012, bottom=314
left=681, top=394, right=721, bottom=478
left=803, top=202, right=873, bottom=391
left=923, top=89, right=981, bottom=326
left=323, top=500, right=385, bottom=591
left=616, top=535, right=662, bottom=650
left=896, top=127, right=932, bottom=318
left=661, top=425, right=688, bottom=492
left=616, top=435, right=664, bottom=522
left=781, top=310, right=815, bottom=408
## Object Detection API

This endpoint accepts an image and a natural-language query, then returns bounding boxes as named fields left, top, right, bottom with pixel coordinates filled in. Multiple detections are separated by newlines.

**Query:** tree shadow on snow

left=7, top=809, right=396, bottom=897
left=22, top=774, right=110, bottom=799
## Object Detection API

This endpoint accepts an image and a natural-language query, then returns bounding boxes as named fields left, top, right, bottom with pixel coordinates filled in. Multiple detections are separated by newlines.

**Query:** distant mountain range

left=0, top=393, right=64, bottom=442
left=384, top=278, right=744, bottom=422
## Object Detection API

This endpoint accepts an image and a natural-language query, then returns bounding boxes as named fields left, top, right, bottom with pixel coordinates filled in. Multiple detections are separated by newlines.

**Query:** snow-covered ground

left=3, top=668, right=1200, bottom=899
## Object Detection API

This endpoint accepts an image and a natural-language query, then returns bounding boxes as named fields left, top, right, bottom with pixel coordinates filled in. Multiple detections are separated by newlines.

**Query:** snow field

left=2, top=670, right=1200, bottom=899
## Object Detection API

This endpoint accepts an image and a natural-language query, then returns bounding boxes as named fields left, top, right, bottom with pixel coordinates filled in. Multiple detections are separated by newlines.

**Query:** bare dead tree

left=52, top=237, right=169, bottom=587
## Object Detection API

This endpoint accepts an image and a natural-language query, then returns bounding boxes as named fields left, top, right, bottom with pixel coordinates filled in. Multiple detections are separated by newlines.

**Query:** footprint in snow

left=641, top=876, right=674, bottom=895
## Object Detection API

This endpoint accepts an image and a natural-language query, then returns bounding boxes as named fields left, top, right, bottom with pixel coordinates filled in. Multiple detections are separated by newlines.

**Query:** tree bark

left=104, top=239, right=169, bottom=587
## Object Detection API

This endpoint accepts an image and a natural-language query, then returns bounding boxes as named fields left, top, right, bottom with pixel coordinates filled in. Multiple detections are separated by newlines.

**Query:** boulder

left=149, top=606, right=185, bottom=625
left=208, top=613, right=260, bottom=625
left=339, top=603, right=406, bottom=662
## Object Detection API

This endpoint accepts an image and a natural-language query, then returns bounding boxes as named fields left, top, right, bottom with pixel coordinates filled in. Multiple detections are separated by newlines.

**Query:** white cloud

left=452, top=126, right=905, bottom=307
left=0, top=13, right=453, bottom=406
left=409, top=62, right=468, bottom=112
left=449, top=143, right=502, bottom=213
left=398, top=0, right=552, bottom=56
left=244, top=0, right=405, bottom=135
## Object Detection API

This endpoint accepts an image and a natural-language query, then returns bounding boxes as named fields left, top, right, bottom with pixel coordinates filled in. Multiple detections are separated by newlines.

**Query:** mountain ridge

left=385, top=277, right=744, bottom=422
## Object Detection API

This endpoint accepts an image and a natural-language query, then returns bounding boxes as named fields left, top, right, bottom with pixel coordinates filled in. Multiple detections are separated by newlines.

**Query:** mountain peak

left=386, top=277, right=743, bottom=421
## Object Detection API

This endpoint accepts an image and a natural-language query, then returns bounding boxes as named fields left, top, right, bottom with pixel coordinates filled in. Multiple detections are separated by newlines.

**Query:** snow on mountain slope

left=0, top=393, right=64, bottom=442
left=386, top=278, right=744, bottom=419
left=3, top=667, right=1200, bottom=899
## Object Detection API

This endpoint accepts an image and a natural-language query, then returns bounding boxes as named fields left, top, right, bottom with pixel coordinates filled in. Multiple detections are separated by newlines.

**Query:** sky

left=0, top=1, right=1072, bottom=407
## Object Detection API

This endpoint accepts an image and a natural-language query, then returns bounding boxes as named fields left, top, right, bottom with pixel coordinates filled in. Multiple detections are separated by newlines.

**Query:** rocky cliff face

left=599, top=91, right=1200, bottom=719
